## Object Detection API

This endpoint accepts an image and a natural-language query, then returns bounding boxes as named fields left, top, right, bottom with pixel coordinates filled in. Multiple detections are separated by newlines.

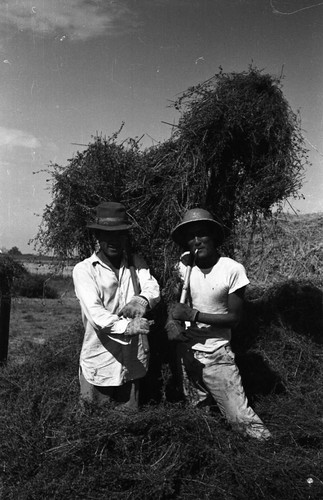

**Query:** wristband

left=135, top=295, right=149, bottom=308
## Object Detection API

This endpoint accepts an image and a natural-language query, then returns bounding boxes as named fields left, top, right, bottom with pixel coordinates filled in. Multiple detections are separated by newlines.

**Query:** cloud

left=0, top=0, right=141, bottom=41
left=0, top=126, right=41, bottom=149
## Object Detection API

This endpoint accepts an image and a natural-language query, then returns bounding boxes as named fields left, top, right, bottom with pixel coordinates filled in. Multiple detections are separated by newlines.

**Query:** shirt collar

left=90, top=251, right=127, bottom=270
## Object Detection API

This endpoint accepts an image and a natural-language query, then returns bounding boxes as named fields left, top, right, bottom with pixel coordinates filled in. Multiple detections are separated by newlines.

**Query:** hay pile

left=33, top=67, right=308, bottom=303
left=124, top=68, right=307, bottom=297
left=234, top=213, right=323, bottom=286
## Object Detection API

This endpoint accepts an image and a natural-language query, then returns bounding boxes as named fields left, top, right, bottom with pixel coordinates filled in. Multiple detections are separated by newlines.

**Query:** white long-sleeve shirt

left=73, top=252, right=160, bottom=386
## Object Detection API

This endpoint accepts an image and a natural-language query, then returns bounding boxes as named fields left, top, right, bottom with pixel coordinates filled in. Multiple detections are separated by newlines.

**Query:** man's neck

left=97, top=250, right=122, bottom=270
left=196, top=252, right=220, bottom=269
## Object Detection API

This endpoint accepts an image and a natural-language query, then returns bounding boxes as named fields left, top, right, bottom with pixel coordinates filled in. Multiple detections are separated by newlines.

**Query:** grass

left=1, top=327, right=323, bottom=499
left=1, top=214, right=323, bottom=499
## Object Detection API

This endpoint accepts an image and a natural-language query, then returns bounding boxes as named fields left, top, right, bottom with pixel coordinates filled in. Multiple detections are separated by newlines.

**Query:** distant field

left=22, top=261, right=74, bottom=276
left=14, top=255, right=75, bottom=277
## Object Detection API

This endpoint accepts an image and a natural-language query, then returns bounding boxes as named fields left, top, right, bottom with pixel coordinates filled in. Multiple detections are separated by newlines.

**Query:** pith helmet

left=87, top=202, right=134, bottom=232
left=171, top=208, right=225, bottom=246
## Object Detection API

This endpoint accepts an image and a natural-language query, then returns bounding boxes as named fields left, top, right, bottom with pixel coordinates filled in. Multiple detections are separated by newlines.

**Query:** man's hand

left=170, top=303, right=199, bottom=323
left=120, top=296, right=148, bottom=319
left=165, top=319, right=186, bottom=341
left=125, top=317, right=150, bottom=336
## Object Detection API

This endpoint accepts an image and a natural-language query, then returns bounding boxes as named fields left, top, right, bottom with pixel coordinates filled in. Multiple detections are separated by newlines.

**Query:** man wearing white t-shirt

left=167, top=208, right=271, bottom=441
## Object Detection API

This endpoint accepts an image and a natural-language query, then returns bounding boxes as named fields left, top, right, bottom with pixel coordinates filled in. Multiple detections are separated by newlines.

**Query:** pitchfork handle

left=128, top=257, right=150, bottom=354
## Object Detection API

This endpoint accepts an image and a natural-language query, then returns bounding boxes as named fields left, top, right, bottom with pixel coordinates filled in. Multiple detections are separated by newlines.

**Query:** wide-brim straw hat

left=87, top=202, right=134, bottom=232
left=171, top=208, right=225, bottom=246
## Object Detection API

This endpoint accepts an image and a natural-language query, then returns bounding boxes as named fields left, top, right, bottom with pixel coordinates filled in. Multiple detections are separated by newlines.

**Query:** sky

left=0, top=0, right=322, bottom=253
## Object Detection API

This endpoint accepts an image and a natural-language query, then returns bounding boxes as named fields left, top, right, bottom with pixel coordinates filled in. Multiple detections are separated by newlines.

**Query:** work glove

left=120, top=296, right=148, bottom=319
left=165, top=319, right=186, bottom=341
left=170, top=303, right=199, bottom=323
left=125, top=317, right=150, bottom=337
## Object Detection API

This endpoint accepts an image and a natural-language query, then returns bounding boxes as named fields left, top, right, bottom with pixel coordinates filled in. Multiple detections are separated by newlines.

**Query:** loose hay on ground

left=1, top=315, right=323, bottom=499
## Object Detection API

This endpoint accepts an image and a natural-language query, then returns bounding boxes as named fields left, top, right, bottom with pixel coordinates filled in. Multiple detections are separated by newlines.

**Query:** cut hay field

left=1, top=213, right=323, bottom=500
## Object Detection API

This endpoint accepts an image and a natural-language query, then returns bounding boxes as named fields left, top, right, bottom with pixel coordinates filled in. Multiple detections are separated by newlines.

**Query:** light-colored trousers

left=79, top=367, right=139, bottom=409
left=179, top=344, right=272, bottom=441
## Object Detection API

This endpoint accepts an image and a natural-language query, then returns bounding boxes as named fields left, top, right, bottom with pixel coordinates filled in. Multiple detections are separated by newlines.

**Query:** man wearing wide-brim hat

left=73, top=202, right=160, bottom=410
left=166, top=207, right=272, bottom=441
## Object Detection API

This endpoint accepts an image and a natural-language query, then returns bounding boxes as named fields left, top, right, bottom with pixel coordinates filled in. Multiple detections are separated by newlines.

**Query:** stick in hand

left=180, top=249, right=198, bottom=304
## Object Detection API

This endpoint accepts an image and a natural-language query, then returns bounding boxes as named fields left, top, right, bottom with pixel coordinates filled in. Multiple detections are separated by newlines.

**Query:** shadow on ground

left=232, top=279, right=323, bottom=400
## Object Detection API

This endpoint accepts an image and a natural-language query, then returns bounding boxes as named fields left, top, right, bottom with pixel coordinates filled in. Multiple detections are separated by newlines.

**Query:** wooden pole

left=126, top=245, right=150, bottom=354
left=179, top=250, right=198, bottom=304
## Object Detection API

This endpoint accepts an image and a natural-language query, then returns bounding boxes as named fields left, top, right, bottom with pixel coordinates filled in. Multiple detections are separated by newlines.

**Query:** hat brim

left=171, top=218, right=225, bottom=246
left=87, top=222, right=134, bottom=232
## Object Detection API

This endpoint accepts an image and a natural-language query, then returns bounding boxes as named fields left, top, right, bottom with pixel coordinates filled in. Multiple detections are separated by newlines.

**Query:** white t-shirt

left=178, top=256, right=250, bottom=352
